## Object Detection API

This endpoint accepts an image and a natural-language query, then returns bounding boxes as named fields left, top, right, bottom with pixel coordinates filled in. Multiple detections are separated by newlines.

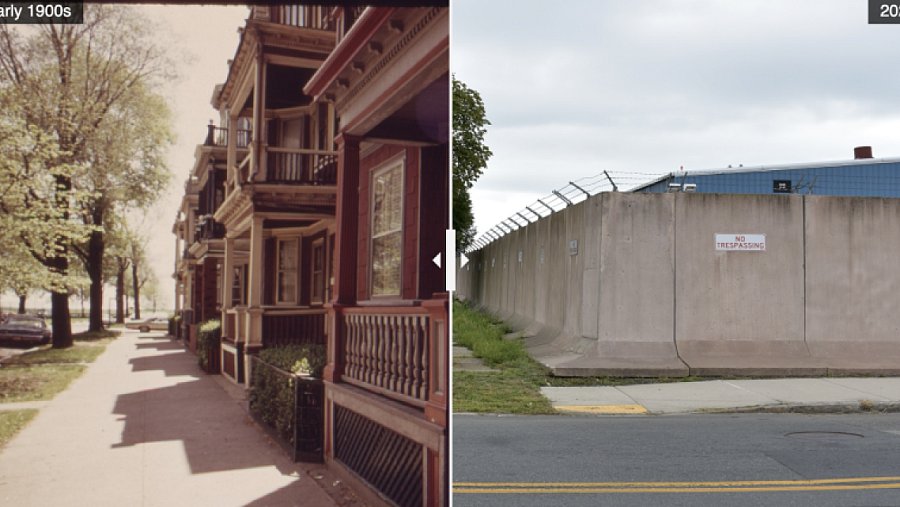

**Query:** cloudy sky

left=452, top=0, right=900, bottom=246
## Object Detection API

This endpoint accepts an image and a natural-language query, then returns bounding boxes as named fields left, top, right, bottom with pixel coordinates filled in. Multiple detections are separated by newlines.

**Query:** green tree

left=0, top=6, right=177, bottom=346
left=452, top=76, right=492, bottom=251
left=0, top=94, right=92, bottom=307
left=71, top=82, right=174, bottom=332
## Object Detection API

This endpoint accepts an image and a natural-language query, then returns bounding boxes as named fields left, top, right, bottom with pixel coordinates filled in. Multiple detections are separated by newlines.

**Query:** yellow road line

left=456, top=483, right=900, bottom=493
left=454, top=476, right=900, bottom=494
left=554, top=404, right=648, bottom=414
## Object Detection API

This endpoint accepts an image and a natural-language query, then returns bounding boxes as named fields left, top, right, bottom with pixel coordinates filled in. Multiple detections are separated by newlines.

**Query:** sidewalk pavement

left=541, top=378, right=900, bottom=415
left=454, top=343, right=900, bottom=415
left=0, top=331, right=362, bottom=507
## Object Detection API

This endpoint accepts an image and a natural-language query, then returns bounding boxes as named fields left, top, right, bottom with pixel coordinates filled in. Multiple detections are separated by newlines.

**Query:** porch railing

left=205, top=125, right=252, bottom=149
left=275, top=4, right=332, bottom=30
left=262, top=309, right=327, bottom=347
left=342, top=308, right=430, bottom=407
left=267, top=148, right=337, bottom=185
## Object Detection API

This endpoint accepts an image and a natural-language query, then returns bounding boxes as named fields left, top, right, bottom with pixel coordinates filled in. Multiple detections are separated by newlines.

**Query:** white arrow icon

left=460, top=252, right=469, bottom=268
left=433, top=253, right=442, bottom=268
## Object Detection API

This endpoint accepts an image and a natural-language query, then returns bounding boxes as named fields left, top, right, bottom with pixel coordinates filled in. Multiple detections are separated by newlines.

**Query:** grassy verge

left=0, top=409, right=38, bottom=448
left=0, top=329, right=119, bottom=403
left=452, top=299, right=700, bottom=414
left=453, top=299, right=554, bottom=414
left=0, top=365, right=86, bottom=403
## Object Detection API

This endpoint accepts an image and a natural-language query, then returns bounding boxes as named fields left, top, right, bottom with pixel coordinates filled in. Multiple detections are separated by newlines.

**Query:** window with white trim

left=370, top=158, right=404, bottom=297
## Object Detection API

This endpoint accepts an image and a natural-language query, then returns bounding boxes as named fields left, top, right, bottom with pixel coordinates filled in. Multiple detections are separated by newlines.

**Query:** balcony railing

left=205, top=125, right=252, bottom=149
left=198, top=218, right=226, bottom=241
left=275, top=5, right=333, bottom=30
left=267, top=149, right=337, bottom=185
left=342, top=308, right=430, bottom=406
left=262, top=309, right=327, bottom=347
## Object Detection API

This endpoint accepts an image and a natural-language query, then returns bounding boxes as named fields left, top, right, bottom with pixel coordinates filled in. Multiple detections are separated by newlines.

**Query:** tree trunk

left=17, top=295, right=26, bottom=314
left=116, top=257, right=126, bottom=324
left=87, top=226, right=105, bottom=331
left=132, top=261, right=141, bottom=319
left=50, top=174, right=73, bottom=349
left=51, top=290, right=72, bottom=348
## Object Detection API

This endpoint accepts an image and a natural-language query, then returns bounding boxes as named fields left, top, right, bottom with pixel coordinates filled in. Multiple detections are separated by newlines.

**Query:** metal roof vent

left=854, top=146, right=873, bottom=159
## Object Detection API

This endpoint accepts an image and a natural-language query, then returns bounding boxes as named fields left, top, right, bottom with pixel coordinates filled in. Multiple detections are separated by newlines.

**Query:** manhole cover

left=786, top=431, right=864, bottom=440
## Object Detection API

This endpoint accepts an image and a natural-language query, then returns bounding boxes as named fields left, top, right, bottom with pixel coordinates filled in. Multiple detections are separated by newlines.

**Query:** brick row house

left=172, top=5, right=449, bottom=507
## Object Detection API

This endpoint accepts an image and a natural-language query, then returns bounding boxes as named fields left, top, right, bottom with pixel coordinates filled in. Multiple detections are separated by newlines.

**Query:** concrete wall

left=805, top=196, right=900, bottom=373
left=456, top=192, right=900, bottom=376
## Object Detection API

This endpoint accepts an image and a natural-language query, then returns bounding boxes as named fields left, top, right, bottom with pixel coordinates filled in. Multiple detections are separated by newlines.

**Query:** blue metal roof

left=632, top=157, right=900, bottom=197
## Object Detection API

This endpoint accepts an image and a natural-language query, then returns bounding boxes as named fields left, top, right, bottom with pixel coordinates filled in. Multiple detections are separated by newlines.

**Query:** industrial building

left=633, top=146, right=900, bottom=197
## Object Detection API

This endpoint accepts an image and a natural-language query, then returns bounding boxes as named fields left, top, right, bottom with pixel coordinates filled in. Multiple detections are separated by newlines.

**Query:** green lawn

left=0, top=409, right=38, bottom=448
left=0, top=329, right=118, bottom=403
left=0, top=365, right=87, bottom=403
left=452, top=299, right=555, bottom=414
left=452, top=299, right=705, bottom=414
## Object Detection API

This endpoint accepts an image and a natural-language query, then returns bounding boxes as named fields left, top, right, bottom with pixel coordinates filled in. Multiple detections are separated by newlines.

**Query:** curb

left=701, top=401, right=900, bottom=415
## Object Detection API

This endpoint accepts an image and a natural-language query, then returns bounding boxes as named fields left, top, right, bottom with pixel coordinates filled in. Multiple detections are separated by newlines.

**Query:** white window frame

left=369, top=153, right=406, bottom=298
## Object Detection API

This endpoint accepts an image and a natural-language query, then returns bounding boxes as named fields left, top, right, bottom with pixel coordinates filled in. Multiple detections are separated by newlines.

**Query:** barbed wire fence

left=466, top=170, right=662, bottom=253
left=465, top=168, right=900, bottom=253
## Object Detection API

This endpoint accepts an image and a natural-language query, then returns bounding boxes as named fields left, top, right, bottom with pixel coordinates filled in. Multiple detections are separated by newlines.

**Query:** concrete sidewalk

left=0, top=331, right=361, bottom=507
left=542, top=377, right=900, bottom=415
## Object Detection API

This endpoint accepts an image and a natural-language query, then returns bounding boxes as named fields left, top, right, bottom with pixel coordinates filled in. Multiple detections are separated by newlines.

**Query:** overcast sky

left=452, top=0, right=900, bottom=245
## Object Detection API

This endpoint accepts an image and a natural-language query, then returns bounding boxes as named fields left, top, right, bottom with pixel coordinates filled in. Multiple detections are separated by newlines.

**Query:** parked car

left=124, top=317, right=169, bottom=333
left=0, top=315, right=52, bottom=345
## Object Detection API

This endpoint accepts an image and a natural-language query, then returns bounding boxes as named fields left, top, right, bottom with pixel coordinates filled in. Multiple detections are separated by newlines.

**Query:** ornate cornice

left=336, top=8, right=444, bottom=113
left=258, top=31, right=334, bottom=56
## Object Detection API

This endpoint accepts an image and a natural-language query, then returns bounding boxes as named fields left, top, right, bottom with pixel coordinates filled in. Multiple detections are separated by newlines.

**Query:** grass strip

left=454, top=370, right=555, bottom=414
left=0, top=365, right=86, bottom=403
left=0, top=329, right=119, bottom=403
left=453, top=299, right=706, bottom=414
left=453, top=299, right=555, bottom=414
left=0, top=409, right=38, bottom=448
left=3, top=330, right=118, bottom=365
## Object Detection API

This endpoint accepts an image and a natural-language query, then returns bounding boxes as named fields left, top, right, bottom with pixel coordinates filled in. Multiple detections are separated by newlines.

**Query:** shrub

left=258, top=344, right=326, bottom=378
left=195, top=318, right=221, bottom=369
left=249, top=344, right=326, bottom=443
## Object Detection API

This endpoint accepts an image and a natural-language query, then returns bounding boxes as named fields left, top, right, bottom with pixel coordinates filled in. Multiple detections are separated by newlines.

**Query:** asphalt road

left=453, top=413, right=900, bottom=507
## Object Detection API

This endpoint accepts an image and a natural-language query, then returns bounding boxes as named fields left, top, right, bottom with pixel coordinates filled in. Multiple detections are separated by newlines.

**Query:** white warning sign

left=715, top=234, right=766, bottom=251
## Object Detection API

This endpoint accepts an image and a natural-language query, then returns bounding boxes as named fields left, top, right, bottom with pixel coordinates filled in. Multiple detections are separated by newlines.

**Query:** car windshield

left=5, top=318, right=42, bottom=330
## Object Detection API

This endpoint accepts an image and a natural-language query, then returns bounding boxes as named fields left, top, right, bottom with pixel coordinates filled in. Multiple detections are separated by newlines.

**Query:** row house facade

left=173, top=5, right=449, bottom=507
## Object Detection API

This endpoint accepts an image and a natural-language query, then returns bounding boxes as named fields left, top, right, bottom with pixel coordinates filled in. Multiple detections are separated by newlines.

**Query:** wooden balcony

left=266, top=149, right=337, bottom=185
left=272, top=4, right=333, bottom=30
left=205, top=125, right=251, bottom=149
